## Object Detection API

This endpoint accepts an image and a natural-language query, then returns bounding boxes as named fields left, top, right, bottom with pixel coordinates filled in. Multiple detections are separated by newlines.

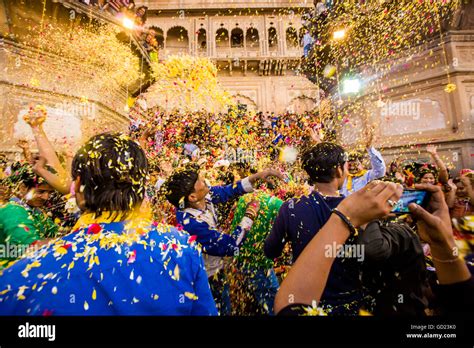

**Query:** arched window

left=216, top=28, right=229, bottom=48
left=149, top=26, right=164, bottom=49
left=268, top=27, right=278, bottom=50
left=245, top=28, right=259, bottom=49
left=166, top=26, right=189, bottom=50
left=286, top=27, right=298, bottom=48
left=197, top=28, right=207, bottom=50
left=231, top=28, right=244, bottom=47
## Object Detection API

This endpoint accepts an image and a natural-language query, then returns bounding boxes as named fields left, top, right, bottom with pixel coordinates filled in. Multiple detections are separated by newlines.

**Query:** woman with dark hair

left=0, top=162, right=58, bottom=269
left=134, top=6, right=148, bottom=26
left=407, top=145, right=449, bottom=187
left=0, top=133, right=217, bottom=315
left=448, top=173, right=474, bottom=219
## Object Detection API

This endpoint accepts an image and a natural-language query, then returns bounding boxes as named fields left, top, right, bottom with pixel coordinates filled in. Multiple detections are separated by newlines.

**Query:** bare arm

left=247, top=168, right=285, bottom=187
left=445, top=179, right=457, bottom=208
left=426, top=145, right=448, bottom=184
left=32, top=157, right=71, bottom=195
left=16, top=140, right=32, bottom=163
left=274, top=181, right=403, bottom=313
left=24, top=106, right=66, bottom=177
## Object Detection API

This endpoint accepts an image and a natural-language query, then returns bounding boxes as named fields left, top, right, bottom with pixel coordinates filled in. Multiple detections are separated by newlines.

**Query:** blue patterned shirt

left=0, top=220, right=217, bottom=315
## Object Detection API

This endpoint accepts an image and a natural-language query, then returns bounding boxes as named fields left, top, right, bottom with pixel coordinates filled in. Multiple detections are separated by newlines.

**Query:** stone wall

left=0, top=39, right=130, bottom=155
left=136, top=0, right=313, bottom=10
left=219, top=74, right=318, bottom=113
left=144, top=7, right=319, bottom=113
left=339, top=31, right=474, bottom=172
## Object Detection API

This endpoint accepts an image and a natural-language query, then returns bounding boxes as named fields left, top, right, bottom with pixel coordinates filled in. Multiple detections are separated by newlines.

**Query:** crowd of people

left=0, top=101, right=472, bottom=316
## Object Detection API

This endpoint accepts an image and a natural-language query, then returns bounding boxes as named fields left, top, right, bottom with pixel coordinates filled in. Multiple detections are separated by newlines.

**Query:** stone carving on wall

left=457, top=47, right=474, bottom=67
left=232, top=94, right=257, bottom=111
left=451, top=0, right=474, bottom=30
left=286, top=96, right=317, bottom=113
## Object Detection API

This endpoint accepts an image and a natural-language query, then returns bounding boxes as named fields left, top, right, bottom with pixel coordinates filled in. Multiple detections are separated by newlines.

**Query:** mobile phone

left=391, top=189, right=430, bottom=214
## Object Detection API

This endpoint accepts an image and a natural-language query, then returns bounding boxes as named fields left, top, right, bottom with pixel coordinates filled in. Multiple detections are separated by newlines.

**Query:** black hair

left=163, top=164, right=199, bottom=208
left=301, top=142, right=347, bottom=184
left=4, top=162, right=44, bottom=189
left=135, top=6, right=147, bottom=23
left=348, top=151, right=364, bottom=162
left=71, top=133, right=148, bottom=214
left=217, top=170, right=234, bottom=186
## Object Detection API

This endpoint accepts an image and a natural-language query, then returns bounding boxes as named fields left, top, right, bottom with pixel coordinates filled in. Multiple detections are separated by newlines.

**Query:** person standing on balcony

left=302, top=30, right=314, bottom=57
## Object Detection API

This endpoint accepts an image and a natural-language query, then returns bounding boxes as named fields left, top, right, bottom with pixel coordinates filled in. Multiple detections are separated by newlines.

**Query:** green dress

left=230, top=192, right=283, bottom=270
left=0, top=198, right=58, bottom=269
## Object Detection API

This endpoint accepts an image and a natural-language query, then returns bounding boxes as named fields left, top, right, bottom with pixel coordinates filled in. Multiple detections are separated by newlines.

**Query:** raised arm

left=426, top=145, right=448, bottom=184
left=364, top=126, right=386, bottom=180
left=274, top=181, right=403, bottom=314
left=32, top=156, right=71, bottom=195
left=23, top=106, right=66, bottom=177
left=16, top=140, right=32, bottom=163
left=209, top=169, right=284, bottom=205
left=179, top=202, right=259, bottom=257
left=366, top=147, right=386, bottom=180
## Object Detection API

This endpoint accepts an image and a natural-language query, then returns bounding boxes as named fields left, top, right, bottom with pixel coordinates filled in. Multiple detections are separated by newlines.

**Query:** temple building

left=139, top=0, right=319, bottom=113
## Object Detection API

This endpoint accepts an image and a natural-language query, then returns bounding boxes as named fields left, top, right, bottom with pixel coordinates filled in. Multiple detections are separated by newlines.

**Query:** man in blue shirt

left=164, top=165, right=283, bottom=314
left=0, top=133, right=216, bottom=315
left=302, top=30, right=314, bottom=57
left=265, top=142, right=370, bottom=314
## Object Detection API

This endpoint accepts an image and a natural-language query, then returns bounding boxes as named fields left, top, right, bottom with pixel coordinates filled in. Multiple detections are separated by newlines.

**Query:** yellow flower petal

left=184, top=292, right=198, bottom=300
left=173, top=264, right=180, bottom=281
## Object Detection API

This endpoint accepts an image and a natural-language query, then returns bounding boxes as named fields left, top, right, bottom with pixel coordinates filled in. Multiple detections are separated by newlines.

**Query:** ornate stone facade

left=339, top=31, right=474, bottom=172
left=0, top=1, right=136, bottom=155
left=139, top=0, right=319, bottom=113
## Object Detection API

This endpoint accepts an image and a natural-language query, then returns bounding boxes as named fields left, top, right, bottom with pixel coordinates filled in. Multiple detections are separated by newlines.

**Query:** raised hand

left=248, top=168, right=285, bottom=188
left=408, top=183, right=452, bottom=248
left=308, top=127, right=322, bottom=144
left=32, top=156, right=48, bottom=174
left=23, top=105, right=47, bottom=129
left=364, top=124, right=375, bottom=149
left=16, top=139, right=30, bottom=150
left=337, top=180, right=403, bottom=227
left=426, top=144, right=437, bottom=156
